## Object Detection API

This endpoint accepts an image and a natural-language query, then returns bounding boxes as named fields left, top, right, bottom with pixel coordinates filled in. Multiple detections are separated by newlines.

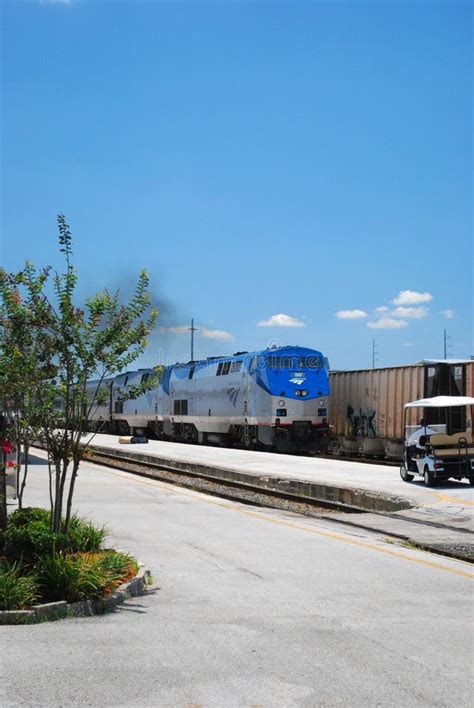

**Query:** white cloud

left=440, top=309, right=455, bottom=319
left=201, top=329, right=234, bottom=341
left=258, top=313, right=306, bottom=328
left=367, top=317, right=408, bottom=330
left=160, top=325, right=189, bottom=335
left=375, top=306, right=389, bottom=313
left=335, top=309, right=368, bottom=320
left=392, top=290, right=432, bottom=305
left=161, top=325, right=234, bottom=341
left=392, top=306, right=429, bottom=319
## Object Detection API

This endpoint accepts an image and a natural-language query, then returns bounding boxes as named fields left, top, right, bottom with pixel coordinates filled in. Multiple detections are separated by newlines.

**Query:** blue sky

left=1, top=0, right=472, bottom=370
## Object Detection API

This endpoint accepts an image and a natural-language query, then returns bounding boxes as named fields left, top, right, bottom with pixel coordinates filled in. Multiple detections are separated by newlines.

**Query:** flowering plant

left=2, top=441, right=13, bottom=455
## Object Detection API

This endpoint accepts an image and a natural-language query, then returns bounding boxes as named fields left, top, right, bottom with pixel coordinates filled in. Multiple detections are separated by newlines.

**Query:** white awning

left=404, top=396, right=474, bottom=409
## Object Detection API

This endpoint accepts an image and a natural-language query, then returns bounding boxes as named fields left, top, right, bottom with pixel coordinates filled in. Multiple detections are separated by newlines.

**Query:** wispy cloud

left=201, top=329, right=234, bottom=341
left=258, top=313, right=306, bottom=328
left=440, top=308, right=455, bottom=319
left=375, top=306, right=389, bottom=313
left=392, top=290, right=432, bottom=306
left=160, top=326, right=189, bottom=335
left=335, top=309, right=368, bottom=320
left=367, top=317, right=408, bottom=329
left=161, top=324, right=234, bottom=341
left=392, top=306, right=428, bottom=319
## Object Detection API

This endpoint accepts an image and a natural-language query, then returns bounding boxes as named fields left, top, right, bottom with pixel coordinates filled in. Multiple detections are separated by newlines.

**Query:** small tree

left=0, top=265, right=51, bottom=511
left=0, top=215, right=158, bottom=532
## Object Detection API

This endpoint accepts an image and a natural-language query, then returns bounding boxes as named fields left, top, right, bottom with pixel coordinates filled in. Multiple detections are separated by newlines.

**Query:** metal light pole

left=189, top=319, right=198, bottom=361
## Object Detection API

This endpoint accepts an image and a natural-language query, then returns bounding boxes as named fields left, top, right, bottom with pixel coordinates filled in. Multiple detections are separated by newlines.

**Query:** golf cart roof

left=404, top=396, right=474, bottom=409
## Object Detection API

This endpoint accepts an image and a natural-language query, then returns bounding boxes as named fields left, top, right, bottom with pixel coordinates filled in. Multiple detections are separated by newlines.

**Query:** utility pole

left=189, top=318, right=198, bottom=361
left=372, top=339, right=379, bottom=369
left=443, top=329, right=452, bottom=359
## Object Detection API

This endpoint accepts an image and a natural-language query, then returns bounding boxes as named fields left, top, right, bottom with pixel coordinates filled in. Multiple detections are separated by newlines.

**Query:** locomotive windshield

left=267, top=355, right=323, bottom=369
left=267, top=356, right=294, bottom=368
left=297, top=356, right=323, bottom=368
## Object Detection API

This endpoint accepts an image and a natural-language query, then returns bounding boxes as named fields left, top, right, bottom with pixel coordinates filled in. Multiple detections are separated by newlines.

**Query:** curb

left=88, top=444, right=413, bottom=513
left=0, top=565, right=151, bottom=625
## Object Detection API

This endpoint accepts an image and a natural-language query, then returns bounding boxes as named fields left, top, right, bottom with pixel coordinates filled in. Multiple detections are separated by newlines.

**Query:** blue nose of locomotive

left=255, top=346, right=330, bottom=400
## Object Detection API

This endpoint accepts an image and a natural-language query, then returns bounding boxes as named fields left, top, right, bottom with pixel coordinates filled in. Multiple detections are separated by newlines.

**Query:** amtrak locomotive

left=88, top=345, right=331, bottom=453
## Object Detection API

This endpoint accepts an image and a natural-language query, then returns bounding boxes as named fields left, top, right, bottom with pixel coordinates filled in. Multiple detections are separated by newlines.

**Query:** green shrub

left=97, top=551, right=138, bottom=581
left=66, top=515, right=108, bottom=552
left=8, top=507, right=51, bottom=529
left=3, top=509, right=107, bottom=564
left=0, top=562, right=39, bottom=611
left=3, top=521, right=68, bottom=566
left=36, top=551, right=122, bottom=603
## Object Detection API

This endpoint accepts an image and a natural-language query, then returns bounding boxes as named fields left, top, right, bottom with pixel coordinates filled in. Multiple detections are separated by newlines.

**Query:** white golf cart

left=400, top=395, right=474, bottom=486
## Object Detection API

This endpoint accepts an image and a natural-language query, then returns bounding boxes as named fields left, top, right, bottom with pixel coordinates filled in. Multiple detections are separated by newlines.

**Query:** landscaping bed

left=0, top=507, right=150, bottom=623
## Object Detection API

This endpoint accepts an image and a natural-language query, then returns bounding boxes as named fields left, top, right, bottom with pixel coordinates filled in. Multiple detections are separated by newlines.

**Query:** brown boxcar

left=329, top=359, right=473, bottom=459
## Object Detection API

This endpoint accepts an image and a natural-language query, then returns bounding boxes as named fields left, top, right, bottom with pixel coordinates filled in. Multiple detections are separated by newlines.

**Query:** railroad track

left=81, top=446, right=473, bottom=541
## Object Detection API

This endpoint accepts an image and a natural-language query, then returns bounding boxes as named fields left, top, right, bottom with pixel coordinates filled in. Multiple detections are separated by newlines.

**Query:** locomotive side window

left=217, top=361, right=231, bottom=376
left=141, top=373, right=151, bottom=383
left=230, top=360, right=242, bottom=373
left=173, top=399, right=188, bottom=415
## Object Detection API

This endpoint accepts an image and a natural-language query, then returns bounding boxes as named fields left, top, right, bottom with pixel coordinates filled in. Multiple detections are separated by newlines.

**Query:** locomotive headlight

left=301, top=389, right=308, bottom=397
left=279, top=399, right=285, bottom=407
left=295, top=390, right=302, bottom=397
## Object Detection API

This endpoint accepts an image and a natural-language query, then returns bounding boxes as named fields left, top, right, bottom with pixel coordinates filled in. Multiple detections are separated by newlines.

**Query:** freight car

left=329, top=359, right=474, bottom=459
left=87, top=345, right=331, bottom=453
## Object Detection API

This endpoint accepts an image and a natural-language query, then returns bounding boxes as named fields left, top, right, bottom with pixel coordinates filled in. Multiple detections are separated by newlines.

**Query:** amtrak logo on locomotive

left=289, top=372, right=306, bottom=385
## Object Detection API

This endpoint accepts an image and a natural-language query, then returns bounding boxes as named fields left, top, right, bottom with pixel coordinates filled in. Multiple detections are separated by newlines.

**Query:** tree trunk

left=0, top=451, right=7, bottom=532
left=53, top=458, right=62, bottom=532
left=64, top=458, right=80, bottom=532
left=18, top=439, right=29, bottom=509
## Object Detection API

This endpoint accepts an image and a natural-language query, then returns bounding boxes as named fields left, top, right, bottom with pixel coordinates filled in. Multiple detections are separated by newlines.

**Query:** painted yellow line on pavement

left=89, top=460, right=474, bottom=581
left=427, top=490, right=474, bottom=507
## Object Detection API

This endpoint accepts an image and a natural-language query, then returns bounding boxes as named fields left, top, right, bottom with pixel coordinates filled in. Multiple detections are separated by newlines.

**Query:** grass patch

left=0, top=562, right=39, bottom=611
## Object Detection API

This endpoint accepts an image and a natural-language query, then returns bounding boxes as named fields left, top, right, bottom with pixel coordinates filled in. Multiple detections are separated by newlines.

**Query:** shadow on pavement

left=25, top=453, right=49, bottom=465
left=410, top=479, right=472, bottom=491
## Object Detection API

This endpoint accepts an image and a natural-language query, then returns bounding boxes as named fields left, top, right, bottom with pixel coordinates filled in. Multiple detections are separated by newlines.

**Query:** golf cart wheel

left=424, top=465, right=435, bottom=487
left=400, top=464, right=414, bottom=482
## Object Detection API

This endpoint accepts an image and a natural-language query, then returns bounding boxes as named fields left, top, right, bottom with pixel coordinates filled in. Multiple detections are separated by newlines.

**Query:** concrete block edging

left=0, top=564, right=152, bottom=625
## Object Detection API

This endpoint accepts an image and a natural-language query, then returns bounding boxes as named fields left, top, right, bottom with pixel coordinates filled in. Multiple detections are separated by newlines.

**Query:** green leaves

left=1, top=215, right=158, bottom=532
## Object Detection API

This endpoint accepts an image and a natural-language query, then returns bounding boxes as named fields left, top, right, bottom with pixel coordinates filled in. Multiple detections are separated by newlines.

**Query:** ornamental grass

left=0, top=508, right=138, bottom=611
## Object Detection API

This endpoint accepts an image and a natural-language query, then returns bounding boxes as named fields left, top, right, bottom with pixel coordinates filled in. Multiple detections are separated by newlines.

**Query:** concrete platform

left=85, top=433, right=474, bottom=532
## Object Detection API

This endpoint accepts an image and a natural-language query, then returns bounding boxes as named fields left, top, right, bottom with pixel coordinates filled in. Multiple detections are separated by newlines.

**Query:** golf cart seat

left=429, top=432, right=474, bottom=457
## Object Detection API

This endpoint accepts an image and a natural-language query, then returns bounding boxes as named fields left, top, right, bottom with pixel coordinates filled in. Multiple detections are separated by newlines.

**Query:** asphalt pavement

left=2, top=453, right=473, bottom=707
